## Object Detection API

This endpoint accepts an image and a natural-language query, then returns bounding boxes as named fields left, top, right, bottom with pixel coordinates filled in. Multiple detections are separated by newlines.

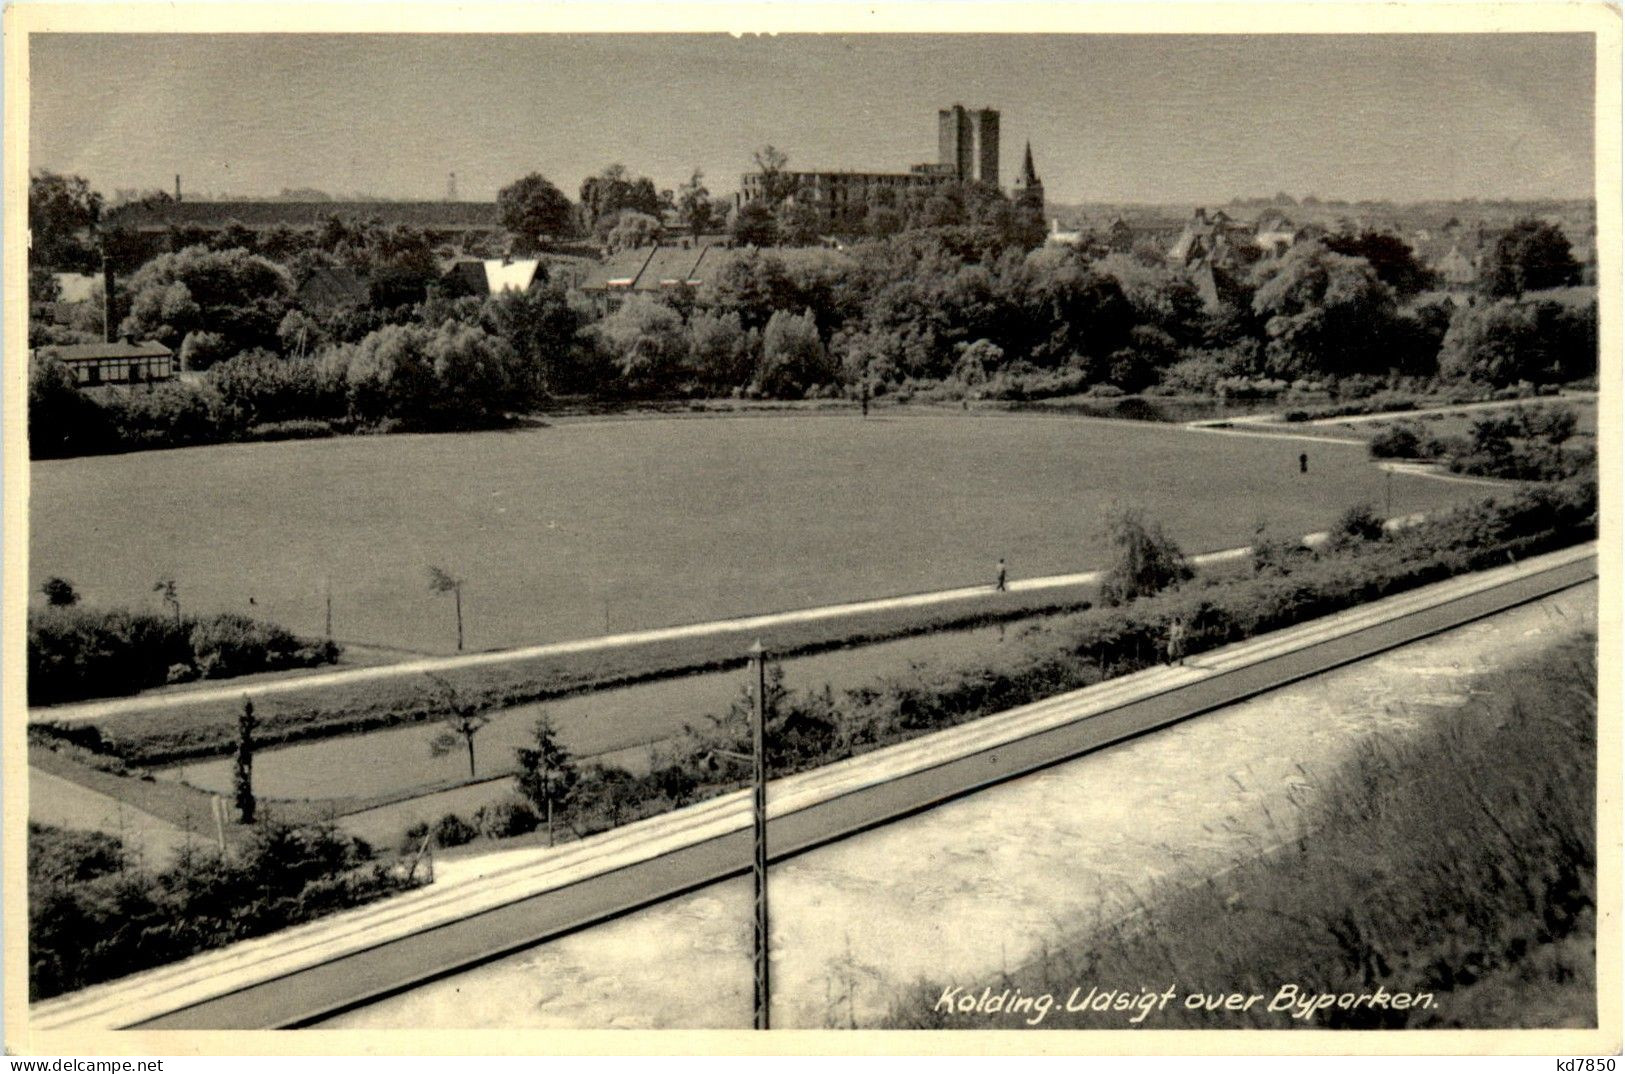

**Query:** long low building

left=32, top=337, right=176, bottom=387
left=576, top=242, right=849, bottom=311
left=104, top=199, right=503, bottom=236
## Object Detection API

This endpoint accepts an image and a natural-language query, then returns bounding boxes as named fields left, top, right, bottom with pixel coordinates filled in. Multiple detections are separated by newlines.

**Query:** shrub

left=1250, top=526, right=1311, bottom=577
left=1368, top=421, right=1424, bottom=459
left=1099, top=509, right=1193, bottom=606
left=758, top=309, right=833, bottom=398
left=432, top=812, right=478, bottom=848
left=1332, top=502, right=1387, bottom=547
left=473, top=797, right=540, bottom=840
left=27, top=606, right=339, bottom=705
left=28, top=820, right=409, bottom=1000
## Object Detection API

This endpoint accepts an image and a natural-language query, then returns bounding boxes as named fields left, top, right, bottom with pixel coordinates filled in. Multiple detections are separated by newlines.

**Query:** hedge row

left=28, top=820, right=417, bottom=1001
left=402, top=478, right=1596, bottom=855
left=28, top=607, right=340, bottom=706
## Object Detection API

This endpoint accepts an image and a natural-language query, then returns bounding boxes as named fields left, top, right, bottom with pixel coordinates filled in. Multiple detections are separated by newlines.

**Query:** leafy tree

left=1323, top=230, right=1433, bottom=295
left=702, top=249, right=796, bottom=331
left=758, top=309, right=832, bottom=397
left=1330, top=503, right=1386, bottom=549
left=865, top=205, right=904, bottom=239
left=497, top=173, right=576, bottom=252
left=731, top=201, right=779, bottom=248
left=1099, top=509, right=1192, bottom=606
left=605, top=210, right=663, bottom=253
left=425, top=674, right=488, bottom=779
left=361, top=224, right=439, bottom=310
left=591, top=296, right=691, bottom=395
left=29, top=171, right=103, bottom=271
left=28, top=356, right=112, bottom=458
left=40, top=577, right=80, bottom=607
left=776, top=202, right=823, bottom=247
left=29, top=263, right=63, bottom=305
left=689, top=310, right=757, bottom=392
left=153, top=578, right=182, bottom=628
left=579, top=164, right=662, bottom=232
left=1437, top=299, right=1597, bottom=386
left=426, top=567, right=466, bottom=651
left=119, top=246, right=293, bottom=365
left=480, top=282, right=596, bottom=398
left=573, top=764, right=641, bottom=830
left=751, top=145, right=798, bottom=205
left=234, top=697, right=258, bottom=824
left=1481, top=218, right=1581, bottom=297
left=1250, top=241, right=1398, bottom=379
left=324, top=320, right=517, bottom=428
left=1092, top=253, right=1205, bottom=344
left=211, top=220, right=259, bottom=255
left=676, top=170, right=716, bottom=237
left=515, top=715, right=578, bottom=845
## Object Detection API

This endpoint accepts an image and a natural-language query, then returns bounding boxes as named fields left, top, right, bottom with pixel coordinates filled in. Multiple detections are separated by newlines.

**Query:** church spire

left=1020, top=141, right=1039, bottom=184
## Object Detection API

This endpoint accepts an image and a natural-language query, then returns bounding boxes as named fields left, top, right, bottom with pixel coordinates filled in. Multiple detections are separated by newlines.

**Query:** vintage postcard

left=3, top=1, right=1620, bottom=1058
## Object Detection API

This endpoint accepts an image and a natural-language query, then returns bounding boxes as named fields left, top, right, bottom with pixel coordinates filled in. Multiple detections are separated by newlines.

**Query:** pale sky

left=29, top=33, right=1596, bottom=205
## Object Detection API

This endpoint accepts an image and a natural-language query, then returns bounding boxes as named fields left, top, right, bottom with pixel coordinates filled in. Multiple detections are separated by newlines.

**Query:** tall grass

left=884, top=633, right=1597, bottom=1029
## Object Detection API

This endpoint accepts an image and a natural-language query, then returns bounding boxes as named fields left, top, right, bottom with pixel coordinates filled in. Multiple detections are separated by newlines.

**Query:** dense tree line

left=28, top=163, right=1598, bottom=458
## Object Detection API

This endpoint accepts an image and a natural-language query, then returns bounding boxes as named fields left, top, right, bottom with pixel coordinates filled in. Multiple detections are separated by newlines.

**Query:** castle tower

left=938, top=104, right=1001, bottom=186
left=1013, top=141, right=1043, bottom=214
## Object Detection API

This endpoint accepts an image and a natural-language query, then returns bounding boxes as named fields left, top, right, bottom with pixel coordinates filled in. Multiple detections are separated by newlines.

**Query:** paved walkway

left=27, top=770, right=200, bottom=866
left=30, top=514, right=1440, bottom=729
left=28, top=542, right=1595, bottom=1032
left=1184, top=391, right=1596, bottom=446
left=328, top=579, right=1598, bottom=1029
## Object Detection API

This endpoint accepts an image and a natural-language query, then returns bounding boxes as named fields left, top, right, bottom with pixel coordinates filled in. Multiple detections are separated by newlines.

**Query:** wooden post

left=454, top=585, right=464, bottom=651
left=750, top=639, right=770, bottom=1030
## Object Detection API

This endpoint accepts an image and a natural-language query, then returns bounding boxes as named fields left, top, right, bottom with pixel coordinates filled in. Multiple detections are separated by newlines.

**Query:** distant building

left=1433, top=245, right=1479, bottom=287
left=939, top=104, right=1001, bottom=187
left=1166, top=208, right=1256, bottom=270
left=738, top=104, right=1022, bottom=231
left=576, top=243, right=849, bottom=313
left=1253, top=210, right=1298, bottom=256
left=102, top=199, right=504, bottom=261
left=33, top=337, right=175, bottom=388
left=1047, top=219, right=1086, bottom=246
left=294, top=265, right=369, bottom=314
left=1011, top=142, right=1044, bottom=217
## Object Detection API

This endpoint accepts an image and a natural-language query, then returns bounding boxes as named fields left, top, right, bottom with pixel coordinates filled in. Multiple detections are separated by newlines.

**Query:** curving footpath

left=28, top=521, right=1412, bottom=727
left=26, top=541, right=1597, bottom=1035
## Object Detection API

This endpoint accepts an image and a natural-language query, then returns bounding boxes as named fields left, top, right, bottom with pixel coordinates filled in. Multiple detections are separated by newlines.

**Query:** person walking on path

left=994, top=558, right=1008, bottom=592
left=1166, top=614, right=1188, bottom=666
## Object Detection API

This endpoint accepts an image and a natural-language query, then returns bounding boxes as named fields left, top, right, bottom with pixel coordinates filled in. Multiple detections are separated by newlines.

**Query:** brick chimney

left=102, top=256, right=116, bottom=343
left=175, top=174, right=182, bottom=202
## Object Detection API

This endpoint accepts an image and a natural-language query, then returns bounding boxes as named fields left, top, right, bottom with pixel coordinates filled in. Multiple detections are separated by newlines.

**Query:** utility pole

left=749, top=638, right=770, bottom=1031
left=325, top=577, right=333, bottom=641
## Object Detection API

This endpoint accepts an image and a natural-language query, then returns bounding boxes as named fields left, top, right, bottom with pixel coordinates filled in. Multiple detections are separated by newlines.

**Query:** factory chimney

left=175, top=174, right=182, bottom=202
left=102, top=256, right=116, bottom=343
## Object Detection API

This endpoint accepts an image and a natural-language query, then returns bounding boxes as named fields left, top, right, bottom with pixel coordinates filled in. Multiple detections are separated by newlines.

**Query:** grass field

left=31, top=411, right=1491, bottom=655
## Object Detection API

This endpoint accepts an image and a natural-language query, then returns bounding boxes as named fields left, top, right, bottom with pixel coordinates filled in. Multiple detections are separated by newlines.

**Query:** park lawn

left=30, top=412, right=1489, bottom=658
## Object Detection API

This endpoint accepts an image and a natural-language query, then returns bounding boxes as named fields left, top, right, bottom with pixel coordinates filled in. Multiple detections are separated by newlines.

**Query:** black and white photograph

left=4, top=2, right=1619, bottom=1055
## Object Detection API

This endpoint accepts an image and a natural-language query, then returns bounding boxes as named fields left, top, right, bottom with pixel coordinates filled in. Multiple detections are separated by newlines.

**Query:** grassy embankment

left=32, top=581, right=1097, bottom=767
left=32, top=477, right=1596, bottom=840
left=375, top=478, right=1596, bottom=858
left=884, top=631, right=1598, bottom=1030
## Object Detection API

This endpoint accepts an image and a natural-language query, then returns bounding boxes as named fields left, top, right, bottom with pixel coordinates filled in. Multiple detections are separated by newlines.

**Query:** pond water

left=1013, top=395, right=1284, bottom=423
left=155, top=618, right=1047, bottom=803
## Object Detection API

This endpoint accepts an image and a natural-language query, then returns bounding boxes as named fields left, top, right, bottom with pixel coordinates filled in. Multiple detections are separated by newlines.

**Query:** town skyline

left=30, top=33, right=1596, bottom=207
